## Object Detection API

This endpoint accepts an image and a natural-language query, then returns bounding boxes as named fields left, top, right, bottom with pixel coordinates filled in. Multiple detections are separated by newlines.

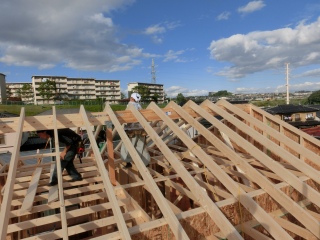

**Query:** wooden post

left=106, top=121, right=116, bottom=186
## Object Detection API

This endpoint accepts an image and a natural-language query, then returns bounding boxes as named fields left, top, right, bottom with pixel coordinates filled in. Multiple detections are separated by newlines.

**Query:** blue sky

left=1, top=0, right=320, bottom=97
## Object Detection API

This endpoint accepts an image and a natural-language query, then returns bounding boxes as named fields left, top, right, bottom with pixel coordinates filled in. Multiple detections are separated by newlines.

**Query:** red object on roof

left=301, top=126, right=320, bottom=136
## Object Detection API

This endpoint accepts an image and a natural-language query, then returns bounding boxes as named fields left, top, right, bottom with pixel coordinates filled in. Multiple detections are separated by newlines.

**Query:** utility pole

left=285, top=63, right=290, bottom=105
left=151, top=59, right=156, bottom=84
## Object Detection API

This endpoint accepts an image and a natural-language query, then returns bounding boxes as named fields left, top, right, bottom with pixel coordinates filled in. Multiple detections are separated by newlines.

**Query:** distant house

left=265, top=104, right=320, bottom=128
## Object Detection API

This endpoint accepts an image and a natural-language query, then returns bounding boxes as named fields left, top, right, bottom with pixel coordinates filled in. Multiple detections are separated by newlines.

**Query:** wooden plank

left=0, top=108, right=25, bottom=240
left=21, top=210, right=139, bottom=240
left=273, top=217, right=317, bottom=239
left=242, top=225, right=273, bottom=240
left=19, top=167, right=42, bottom=214
left=48, top=162, right=59, bottom=203
left=0, top=108, right=202, bottom=134
left=164, top=101, right=294, bottom=240
left=105, top=103, right=190, bottom=240
left=214, top=199, right=313, bottom=239
left=208, top=100, right=320, bottom=206
left=8, top=202, right=118, bottom=233
left=80, top=105, right=132, bottom=240
left=106, top=121, right=116, bottom=186
left=192, top=100, right=320, bottom=238
left=217, top=100, right=320, bottom=180
left=52, top=106, right=69, bottom=240
left=251, top=102, right=319, bottom=153
left=146, top=102, right=244, bottom=240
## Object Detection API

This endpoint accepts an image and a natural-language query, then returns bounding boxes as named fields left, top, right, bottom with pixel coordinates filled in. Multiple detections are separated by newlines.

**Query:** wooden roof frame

left=0, top=100, right=319, bottom=239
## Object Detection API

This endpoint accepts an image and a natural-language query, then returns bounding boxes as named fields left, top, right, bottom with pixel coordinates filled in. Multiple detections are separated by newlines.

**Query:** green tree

left=120, top=91, right=126, bottom=99
left=131, top=85, right=150, bottom=102
left=176, top=93, right=187, bottom=105
left=163, top=92, right=169, bottom=102
left=38, top=79, right=57, bottom=103
left=151, top=93, right=159, bottom=103
left=210, top=90, right=232, bottom=97
left=20, top=84, right=34, bottom=102
left=6, top=87, right=12, bottom=98
left=308, top=90, right=320, bottom=104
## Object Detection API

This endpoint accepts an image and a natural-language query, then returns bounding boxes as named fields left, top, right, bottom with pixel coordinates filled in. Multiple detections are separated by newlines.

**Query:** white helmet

left=131, top=93, right=141, bottom=102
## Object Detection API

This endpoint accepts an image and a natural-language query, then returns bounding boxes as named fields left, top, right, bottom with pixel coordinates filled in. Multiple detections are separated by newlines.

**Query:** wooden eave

left=0, top=99, right=319, bottom=240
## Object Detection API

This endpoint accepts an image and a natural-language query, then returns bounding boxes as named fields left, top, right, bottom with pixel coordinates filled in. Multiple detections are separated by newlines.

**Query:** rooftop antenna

left=151, top=58, right=156, bottom=84
left=285, top=63, right=290, bottom=104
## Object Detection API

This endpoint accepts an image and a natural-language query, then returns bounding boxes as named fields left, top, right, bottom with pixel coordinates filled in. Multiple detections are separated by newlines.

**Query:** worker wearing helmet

left=120, top=92, right=150, bottom=168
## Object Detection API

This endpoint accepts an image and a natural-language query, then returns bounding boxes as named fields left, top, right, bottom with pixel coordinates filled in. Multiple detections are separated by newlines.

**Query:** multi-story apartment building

left=0, top=73, right=7, bottom=103
left=31, top=76, right=121, bottom=104
left=32, top=76, right=68, bottom=104
left=95, top=80, right=120, bottom=103
left=128, top=82, right=164, bottom=103
left=67, top=77, right=96, bottom=101
left=6, top=82, right=33, bottom=103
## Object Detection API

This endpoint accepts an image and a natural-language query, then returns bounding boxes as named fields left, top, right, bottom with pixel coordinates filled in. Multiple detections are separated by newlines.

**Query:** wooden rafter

left=0, top=101, right=319, bottom=239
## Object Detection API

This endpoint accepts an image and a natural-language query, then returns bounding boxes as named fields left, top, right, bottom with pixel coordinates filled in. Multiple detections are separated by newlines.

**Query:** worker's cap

left=131, top=93, right=141, bottom=102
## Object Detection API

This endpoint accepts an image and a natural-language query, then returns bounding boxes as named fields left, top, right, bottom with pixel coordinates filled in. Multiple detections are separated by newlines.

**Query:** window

left=294, top=114, right=301, bottom=121
left=0, top=135, right=5, bottom=145
left=283, top=115, right=292, bottom=121
left=306, top=113, right=314, bottom=120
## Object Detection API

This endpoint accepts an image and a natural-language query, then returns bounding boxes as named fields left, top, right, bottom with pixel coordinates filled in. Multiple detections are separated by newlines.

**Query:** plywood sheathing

left=0, top=100, right=319, bottom=239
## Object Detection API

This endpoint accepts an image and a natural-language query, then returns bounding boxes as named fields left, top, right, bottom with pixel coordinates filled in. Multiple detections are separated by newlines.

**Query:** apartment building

left=128, top=82, right=164, bottom=103
left=0, top=73, right=6, bottom=103
left=95, top=80, right=121, bottom=103
left=31, top=76, right=121, bottom=104
left=6, top=82, right=33, bottom=103
left=67, top=77, right=96, bottom=101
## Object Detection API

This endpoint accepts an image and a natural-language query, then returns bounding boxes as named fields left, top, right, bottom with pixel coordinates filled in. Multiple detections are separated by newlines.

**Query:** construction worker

left=37, top=128, right=83, bottom=186
left=120, top=93, right=150, bottom=168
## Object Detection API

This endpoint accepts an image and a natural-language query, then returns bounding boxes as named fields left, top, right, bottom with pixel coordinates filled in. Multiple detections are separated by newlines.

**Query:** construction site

left=0, top=99, right=319, bottom=240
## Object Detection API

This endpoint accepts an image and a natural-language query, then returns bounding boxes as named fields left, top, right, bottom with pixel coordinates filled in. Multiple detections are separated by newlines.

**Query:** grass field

left=0, top=103, right=167, bottom=116
left=0, top=98, right=309, bottom=116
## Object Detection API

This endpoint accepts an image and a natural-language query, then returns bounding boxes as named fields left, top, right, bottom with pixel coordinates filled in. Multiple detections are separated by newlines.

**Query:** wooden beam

left=146, top=102, right=244, bottom=240
left=80, top=105, right=132, bottom=240
left=165, top=101, right=294, bottom=240
left=52, top=106, right=69, bottom=240
left=217, top=100, right=320, bottom=174
left=106, top=121, right=116, bottom=186
left=48, top=162, right=59, bottom=203
left=0, top=108, right=202, bottom=134
left=205, top=100, right=320, bottom=207
left=190, top=100, right=319, bottom=238
left=105, top=103, right=190, bottom=240
left=0, top=108, right=25, bottom=240
left=19, top=167, right=42, bottom=214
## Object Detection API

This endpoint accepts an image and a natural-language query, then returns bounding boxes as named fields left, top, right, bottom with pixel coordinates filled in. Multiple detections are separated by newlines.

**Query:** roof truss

left=0, top=100, right=319, bottom=239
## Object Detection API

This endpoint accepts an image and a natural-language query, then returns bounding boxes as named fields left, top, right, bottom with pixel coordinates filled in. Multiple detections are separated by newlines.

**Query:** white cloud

left=208, top=17, right=320, bottom=79
left=276, top=81, right=320, bottom=92
left=163, top=49, right=195, bottom=63
left=165, top=86, right=208, bottom=98
left=238, top=1, right=266, bottom=14
left=0, top=0, right=147, bottom=72
left=296, top=68, right=320, bottom=78
left=217, top=11, right=231, bottom=21
left=90, top=13, right=113, bottom=27
left=163, top=50, right=185, bottom=62
left=143, top=24, right=166, bottom=35
left=143, top=21, right=181, bottom=44
left=235, top=81, right=320, bottom=94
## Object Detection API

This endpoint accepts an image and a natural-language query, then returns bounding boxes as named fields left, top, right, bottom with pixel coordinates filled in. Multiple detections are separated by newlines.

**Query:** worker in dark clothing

left=37, top=128, right=83, bottom=186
